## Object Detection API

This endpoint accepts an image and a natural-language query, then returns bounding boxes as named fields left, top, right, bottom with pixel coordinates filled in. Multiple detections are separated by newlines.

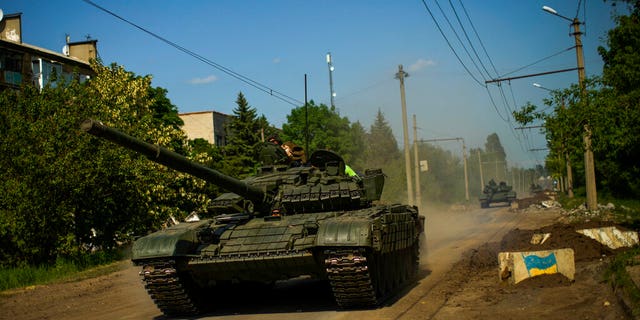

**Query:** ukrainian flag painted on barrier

left=522, top=252, right=558, bottom=277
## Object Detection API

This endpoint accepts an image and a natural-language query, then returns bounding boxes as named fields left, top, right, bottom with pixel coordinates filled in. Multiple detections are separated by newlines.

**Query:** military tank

left=81, top=119, right=425, bottom=316
left=479, top=179, right=517, bottom=208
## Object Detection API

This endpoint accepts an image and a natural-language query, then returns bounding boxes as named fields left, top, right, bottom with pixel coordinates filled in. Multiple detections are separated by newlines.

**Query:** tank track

left=325, top=243, right=419, bottom=308
left=139, top=259, right=201, bottom=316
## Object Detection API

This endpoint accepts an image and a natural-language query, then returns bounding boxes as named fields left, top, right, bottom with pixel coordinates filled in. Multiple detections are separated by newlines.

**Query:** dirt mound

left=500, top=220, right=624, bottom=262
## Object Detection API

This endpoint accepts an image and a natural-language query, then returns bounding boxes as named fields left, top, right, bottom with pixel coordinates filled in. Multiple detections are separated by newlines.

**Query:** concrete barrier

left=498, top=248, right=575, bottom=284
left=576, top=226, right=639, bottom=249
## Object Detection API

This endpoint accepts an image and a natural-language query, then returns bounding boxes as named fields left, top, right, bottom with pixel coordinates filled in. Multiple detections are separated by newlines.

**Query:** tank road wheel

left=140, top=259, right=202, bottom=316
left=325, top=249, right=378, bottom=307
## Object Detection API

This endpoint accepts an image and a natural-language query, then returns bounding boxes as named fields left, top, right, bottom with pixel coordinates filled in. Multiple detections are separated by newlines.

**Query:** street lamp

left=533, top=82, right=550, bottom=91
left=542, top=5, right=595, bottom=209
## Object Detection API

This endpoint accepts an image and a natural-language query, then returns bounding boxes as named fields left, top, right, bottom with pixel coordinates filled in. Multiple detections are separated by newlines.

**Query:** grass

left=605, top=247, right=640, bottom=318
left=0, top=250, right=126, bottom=292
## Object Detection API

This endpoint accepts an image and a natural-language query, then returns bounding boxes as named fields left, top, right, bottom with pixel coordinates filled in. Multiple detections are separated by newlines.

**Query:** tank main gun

left=80, top=119, right=267, bottom=206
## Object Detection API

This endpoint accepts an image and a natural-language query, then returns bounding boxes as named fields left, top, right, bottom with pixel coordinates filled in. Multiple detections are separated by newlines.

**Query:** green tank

left=479, top=179, right=517, bottom=208
left=81, top=119, right=425, bottom=316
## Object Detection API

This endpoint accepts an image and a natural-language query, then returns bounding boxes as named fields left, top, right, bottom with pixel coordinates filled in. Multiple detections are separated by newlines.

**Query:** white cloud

left=189, top=75, right=218, bottom=85
left=408, top=59, right=436, bottom=72
left=273, top=57, right=281, bottom=64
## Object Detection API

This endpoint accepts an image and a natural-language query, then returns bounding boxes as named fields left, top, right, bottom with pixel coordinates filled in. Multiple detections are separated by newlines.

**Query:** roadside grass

left=606, top=247, right=640, bottom=318
left=0, top=250, right=127, bottom=292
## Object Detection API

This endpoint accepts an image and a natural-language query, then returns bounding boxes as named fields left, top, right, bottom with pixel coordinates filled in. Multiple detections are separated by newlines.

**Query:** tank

left=479, top=179, right=517, bottom=208
left=81, top=119, right=425, bottom=316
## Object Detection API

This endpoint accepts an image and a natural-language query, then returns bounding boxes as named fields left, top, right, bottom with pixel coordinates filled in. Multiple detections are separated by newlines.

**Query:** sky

left=1, top=0, right=626, bottom=169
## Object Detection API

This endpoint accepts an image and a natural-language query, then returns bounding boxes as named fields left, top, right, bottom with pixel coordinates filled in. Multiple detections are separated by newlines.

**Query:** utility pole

left=413, top=115, right=422, bottom=208
left=573, top=18, right=597, bottom=210
left=477, top=149, right=484, bottom=190
left=462, top=140, right=469, bottom=201
left=396, top=65, right=414, bottom=206
left=542, top=5, right=596, bottom=210
left=326, top=52, right=336, bottom=109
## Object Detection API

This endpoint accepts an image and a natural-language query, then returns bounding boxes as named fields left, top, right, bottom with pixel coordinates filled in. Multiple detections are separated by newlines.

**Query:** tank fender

left=316, top=219, right=372, bottom=246
left=132, top=220, right=209, bottom=261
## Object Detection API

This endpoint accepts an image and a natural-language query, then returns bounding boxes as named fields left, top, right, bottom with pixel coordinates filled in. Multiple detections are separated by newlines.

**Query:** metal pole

left=413, top=115, right=422, bottom=209
left=326, top=52, right=335, bottom=109
left=396, top=65, right=414, bottom=206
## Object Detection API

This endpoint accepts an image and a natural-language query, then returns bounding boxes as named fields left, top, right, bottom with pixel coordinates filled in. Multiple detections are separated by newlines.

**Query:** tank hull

left=133, top=204, right=423, bottom=314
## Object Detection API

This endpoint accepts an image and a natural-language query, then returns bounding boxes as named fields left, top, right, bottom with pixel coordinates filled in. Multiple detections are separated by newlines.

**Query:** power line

left=419, top=0, right=485, bottom=86
left=448, top=0, right=492, bottom=79
left=82, top=0, right=303, bottom=107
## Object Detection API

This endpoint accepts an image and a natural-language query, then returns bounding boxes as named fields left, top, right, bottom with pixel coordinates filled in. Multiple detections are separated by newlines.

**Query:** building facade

left=0, top=12, right=96, bottom=92
left=179, top=110, right=231, bottom=146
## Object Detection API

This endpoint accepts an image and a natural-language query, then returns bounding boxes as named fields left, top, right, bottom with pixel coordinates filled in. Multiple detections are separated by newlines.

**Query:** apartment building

left=0, top=11, right=96, bottom=91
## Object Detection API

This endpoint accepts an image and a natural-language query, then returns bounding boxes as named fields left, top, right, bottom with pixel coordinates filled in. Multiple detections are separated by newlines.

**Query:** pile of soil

left=458, top=220, right=631, bottom=288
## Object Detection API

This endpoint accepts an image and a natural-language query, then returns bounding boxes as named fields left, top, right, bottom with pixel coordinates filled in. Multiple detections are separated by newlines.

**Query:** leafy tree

left=282, top=101, right=353, bottom=161
left=0, top=61, right=212, bottom=267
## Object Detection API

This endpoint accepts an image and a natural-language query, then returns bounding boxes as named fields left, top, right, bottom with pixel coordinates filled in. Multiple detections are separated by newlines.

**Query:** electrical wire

left=448, top=0, right=493, bottom=80
left=432, top=0, right=489, bottom=82
left=82, top=0, right=303, bottom=107
left=419, top=0, right=486, bottom=86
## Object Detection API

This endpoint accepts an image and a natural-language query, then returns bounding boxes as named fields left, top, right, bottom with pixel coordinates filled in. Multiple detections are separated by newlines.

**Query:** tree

left=483, top=133, right=507, bottom=182
left=282, top=101, right=354, bottom=162
left=223, top=92, right=263, bottom=178
left=365, top=109, right=400, bottom=169
left=0, top=61, right=212, bottom=267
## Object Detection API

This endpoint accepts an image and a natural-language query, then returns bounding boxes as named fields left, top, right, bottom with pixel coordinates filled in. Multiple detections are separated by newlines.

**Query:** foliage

left=222, top=92, right=264, bottom=178
left=0, top=250, right=124, bottom=291
left=282, top=101, right=362, bottom=164
left=0, top=61, right=212, bottom=267
left=511, top=2, right=640, bottom=199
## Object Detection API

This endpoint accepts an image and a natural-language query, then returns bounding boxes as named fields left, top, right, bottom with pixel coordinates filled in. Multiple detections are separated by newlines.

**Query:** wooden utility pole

left=396, top=65, right=414, bottom=206
left=413, top=115, right=422, bottom=208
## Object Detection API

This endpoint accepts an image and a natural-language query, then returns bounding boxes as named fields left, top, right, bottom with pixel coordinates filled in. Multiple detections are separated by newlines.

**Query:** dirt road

left=0, top=205, right=630, bottom=319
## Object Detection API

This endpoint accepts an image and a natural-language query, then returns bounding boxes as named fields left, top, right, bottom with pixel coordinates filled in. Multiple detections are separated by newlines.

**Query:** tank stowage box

left=81, top=119, right=425, bottom=316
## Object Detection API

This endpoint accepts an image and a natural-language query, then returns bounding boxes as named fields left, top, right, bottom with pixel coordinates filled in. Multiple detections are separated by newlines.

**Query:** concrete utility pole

left=542, top=5, right=596, bottom=210
left=462, top=140, right=469, bottom=201
left=396, top=65, right=414, bottom=206
left=477, top=149, right=484, bottom=190
left=413, top=115, right=422, bottom=208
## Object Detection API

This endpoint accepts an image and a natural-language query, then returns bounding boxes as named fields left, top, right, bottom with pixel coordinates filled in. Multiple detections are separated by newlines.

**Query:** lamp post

left=533, top=82, right=574, bottom=198
left=542, top=5, right=595, bottom=209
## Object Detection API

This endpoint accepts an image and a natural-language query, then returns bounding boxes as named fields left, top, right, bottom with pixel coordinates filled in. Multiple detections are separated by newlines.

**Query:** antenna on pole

left=326, top=52, right=336, bottom=108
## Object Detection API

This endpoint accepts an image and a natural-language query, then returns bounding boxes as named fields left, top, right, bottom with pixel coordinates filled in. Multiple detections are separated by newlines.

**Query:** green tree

left=0, top=61, right=212, bottom=267
left=282, top=101, right=350, bottom=157
left=223, top=92, right=263, bottom=177
left=365, top=109, right=400, bottom=169
left=483, top=133, right=507, bottom=182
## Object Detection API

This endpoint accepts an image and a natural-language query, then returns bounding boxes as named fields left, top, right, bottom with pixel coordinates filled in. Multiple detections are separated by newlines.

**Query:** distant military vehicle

left=479, top=179, right=517, bottom=208
left=81, top=119, right=425, bottom=316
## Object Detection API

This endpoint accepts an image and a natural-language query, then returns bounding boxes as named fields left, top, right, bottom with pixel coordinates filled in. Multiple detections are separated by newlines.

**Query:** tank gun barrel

left=81, top=119, right=266, bottom=205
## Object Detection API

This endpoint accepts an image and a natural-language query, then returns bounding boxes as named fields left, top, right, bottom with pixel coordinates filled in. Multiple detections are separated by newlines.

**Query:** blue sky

left=2, top=1, right=624, bottom=168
